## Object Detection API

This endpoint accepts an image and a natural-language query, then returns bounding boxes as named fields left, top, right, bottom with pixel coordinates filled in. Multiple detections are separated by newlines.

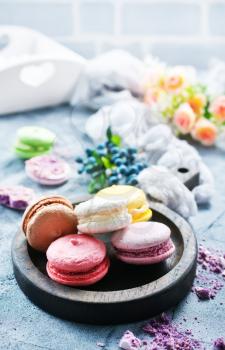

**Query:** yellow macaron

left=97, top=185, right=152, bottom=223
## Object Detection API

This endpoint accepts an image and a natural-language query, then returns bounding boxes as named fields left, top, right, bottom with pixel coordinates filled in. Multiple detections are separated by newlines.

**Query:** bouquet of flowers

left=144, top=65, right=225, bottom=146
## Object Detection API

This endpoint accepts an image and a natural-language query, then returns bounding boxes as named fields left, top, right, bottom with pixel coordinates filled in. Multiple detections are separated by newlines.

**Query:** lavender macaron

left=111, top=222, right=175, bottom=265
left=0, top=186, right=35, bottom=210
left=25, top=155, right=71, bottom=185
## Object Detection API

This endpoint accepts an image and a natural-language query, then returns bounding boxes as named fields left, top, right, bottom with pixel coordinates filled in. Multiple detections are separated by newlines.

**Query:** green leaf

left=91, top=150, right=102, bottom=165
left=111, top=134, right=121, bottom=146
left=88, top=173, right=107, bottom=194
left=88, top=179, right=98, bottom=194
left=101, top=156, right=113, bottom=169
left=106, top=126, right=112, bottom=141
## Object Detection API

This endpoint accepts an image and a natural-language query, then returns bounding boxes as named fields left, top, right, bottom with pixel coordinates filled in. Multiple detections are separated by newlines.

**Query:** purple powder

left=193, top=245, right=225, bottom=301
left=194, top=287, right=211, bottom=300
left=142, top=313, right=204, bottom=350
left=214, top=338, right=225, bottom=349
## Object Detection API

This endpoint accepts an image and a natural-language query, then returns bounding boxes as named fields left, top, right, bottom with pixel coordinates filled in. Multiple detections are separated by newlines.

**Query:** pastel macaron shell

left=97, top=185, right=152, bottom=223
left=15, top=126, right=55, bottom=159
left=0, top=185, right=35, bottom=210
left=74, top=196, right=132, bottom=234
left=111, top=221, right=175, bottom=265
left=17, top=126, right=55, bottom=147
left=25, top=155, right=71, bottom=185
left=22, top=195, right=77, bottom=252
left=46, top=234, right=110, bottom=286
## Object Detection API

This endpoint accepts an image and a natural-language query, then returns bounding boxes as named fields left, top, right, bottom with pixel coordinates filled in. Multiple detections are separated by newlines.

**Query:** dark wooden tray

left=11, top=202, right=197, bottom=325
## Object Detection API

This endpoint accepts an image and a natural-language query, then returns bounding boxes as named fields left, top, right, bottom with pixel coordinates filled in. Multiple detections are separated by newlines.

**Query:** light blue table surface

left=0, top=106, right=225, bottom=350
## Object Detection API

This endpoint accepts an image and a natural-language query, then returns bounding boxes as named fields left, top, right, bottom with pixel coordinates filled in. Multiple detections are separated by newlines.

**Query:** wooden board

left=11, top=202, right=197, bottom=325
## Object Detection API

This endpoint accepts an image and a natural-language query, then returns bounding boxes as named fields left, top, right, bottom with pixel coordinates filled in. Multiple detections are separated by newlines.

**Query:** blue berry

left=136, top=163, right=145, bottom=171
left=128, top=154, right=136, bottom=162
left=142, top=162, right=148, bottom=169
left=97, top=143, right=105, bottom=150
left=111, top=146, right=120, bottom=154
left=87, top=156, right=96, bottom=164
left=97, top=149, right=107, bottom=156
left=127, top=176, right=138, bottom=185
left=119, top=149, right=127, bottom=157
left=111, top=155, right=119, bottom=163
left=128, top=147, right=137, bottom=154
left=78, top=167, right=84, bottom=174
left=128, top=165, right=139, bottom=175
left=115, top=158, right=126, bottom=166
left=85, top=148, right=93, bottom=156
left=85, top=165, right=94, bottom=174
left=108, top=176, right=119, bottom=185
left=111, top=168, right=119, bottom=176
left=75, top=156, right=83, bottom=163
left=118, top=164, right=127, bottom=175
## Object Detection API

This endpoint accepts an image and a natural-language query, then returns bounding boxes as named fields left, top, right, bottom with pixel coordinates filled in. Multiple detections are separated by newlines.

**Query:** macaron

left=22, top=195, right=77, bottom=252
left=46, top=234, right=110, bottom=286
left=15, top=126, right=55, bottom=159
left=97, top=185, right=152, bottom=223
left=74, top=196, right=131, bottom=234
left=111, top=222, right=175, bottom=265
left=25, top=155, right=71, bottom=185
left=0, top=185, right=35, bottom=210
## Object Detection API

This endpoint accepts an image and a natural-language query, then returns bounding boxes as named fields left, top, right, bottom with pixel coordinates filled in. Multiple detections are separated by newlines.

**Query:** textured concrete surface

left=0, top=106, right=224, bottom=350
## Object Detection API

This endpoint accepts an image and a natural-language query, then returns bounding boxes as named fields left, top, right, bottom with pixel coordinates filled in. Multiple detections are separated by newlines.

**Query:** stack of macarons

left=21, top=185, right=175, bottom=288
left=14, top=126, right=56, bottom=159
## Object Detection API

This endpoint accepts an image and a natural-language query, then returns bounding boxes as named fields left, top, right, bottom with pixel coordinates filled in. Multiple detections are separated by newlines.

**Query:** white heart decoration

left=19, top=62, right=55, bottom=88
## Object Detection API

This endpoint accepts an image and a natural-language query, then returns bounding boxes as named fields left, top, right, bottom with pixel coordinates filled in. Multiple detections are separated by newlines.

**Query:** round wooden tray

left=11, top=202, right=197, bottom=325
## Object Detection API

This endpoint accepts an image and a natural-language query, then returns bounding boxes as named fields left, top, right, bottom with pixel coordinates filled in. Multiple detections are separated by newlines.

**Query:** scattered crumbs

left=142, top=313, right=204, bottom=350
left=96, top=342, right=105, bottom=348
left=195, top=287, right=211, bottom=300
left=214, top=337, right=225, bottom=349
left=119, top=330, right=142, bottom=350
left=193, top=245, right=225, bottom=300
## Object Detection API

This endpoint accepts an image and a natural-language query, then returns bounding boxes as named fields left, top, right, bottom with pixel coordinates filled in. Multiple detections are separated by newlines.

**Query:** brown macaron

left=22, top=195, right=77, bottom=252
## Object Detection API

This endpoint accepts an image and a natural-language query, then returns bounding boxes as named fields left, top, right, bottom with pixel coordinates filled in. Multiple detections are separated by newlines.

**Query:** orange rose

left=188, top=94, right=206, bottom=116
left=210, top=96, right=225, bottom=122
left=173, top=103, right=196, bottom=134
left=191, top=118, right=217, bottom=146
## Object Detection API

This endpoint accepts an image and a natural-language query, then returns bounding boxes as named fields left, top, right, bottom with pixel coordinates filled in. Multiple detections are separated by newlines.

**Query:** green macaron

left=15, top=126, right=56, bottom=159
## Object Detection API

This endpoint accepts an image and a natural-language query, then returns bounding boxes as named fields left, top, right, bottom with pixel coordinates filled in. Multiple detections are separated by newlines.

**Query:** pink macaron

left=111, top=222, right=175, bottom=265
left=25, top=155, right=71, bottom=185
left=46, top=234, right=110, bottom=286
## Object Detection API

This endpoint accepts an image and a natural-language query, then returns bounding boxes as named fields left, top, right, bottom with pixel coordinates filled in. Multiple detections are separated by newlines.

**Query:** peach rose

left=173, top=103, right=196, bottom=134
left=164, top=73, right=184, bottom=92
left=188, top=94, right=206, bottom=116
left=163, top=66, right=196, bottom=93
left=210, top=96, right=225, bottom=122
left=191, top=118, right=217, bottom=146
left=144, top=88, right=160, bottom=106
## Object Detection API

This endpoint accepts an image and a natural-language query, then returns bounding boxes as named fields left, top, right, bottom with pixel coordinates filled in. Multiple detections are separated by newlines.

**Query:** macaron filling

left=113, top=239, right=174, bottom=258
left=23, top=197, right=73, bottom=233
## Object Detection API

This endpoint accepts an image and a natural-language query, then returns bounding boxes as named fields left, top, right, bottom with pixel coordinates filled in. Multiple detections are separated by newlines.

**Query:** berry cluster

left=75, top=128, right=147, bottom=193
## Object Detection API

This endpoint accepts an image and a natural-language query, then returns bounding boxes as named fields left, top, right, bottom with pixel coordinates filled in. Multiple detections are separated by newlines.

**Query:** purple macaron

left=111, top=222, right=175, bottom=265
left=25, top=155, right=71, bottom=185
left=0, top=185, right=35, bottom=210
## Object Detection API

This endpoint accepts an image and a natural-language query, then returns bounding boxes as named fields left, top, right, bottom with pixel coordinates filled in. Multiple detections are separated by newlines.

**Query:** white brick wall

left=1, top=0, right=225, bottom=67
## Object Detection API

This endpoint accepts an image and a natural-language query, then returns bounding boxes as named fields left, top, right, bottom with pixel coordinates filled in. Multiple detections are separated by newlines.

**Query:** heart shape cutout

left=20, top=62, right=55, bottom=88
